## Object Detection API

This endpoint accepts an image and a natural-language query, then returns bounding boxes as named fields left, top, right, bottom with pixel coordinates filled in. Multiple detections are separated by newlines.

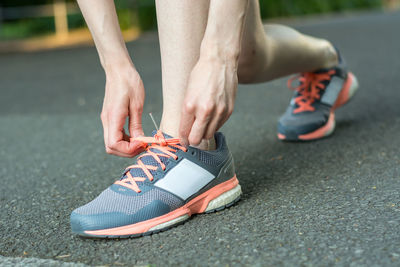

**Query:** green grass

left=258, top=0, right=382, bottom=18
left=0, top=18, right=53, bottom=40
left=0, top=0, right=382, bottom=40
left=0, top=13, right=86, bottom=40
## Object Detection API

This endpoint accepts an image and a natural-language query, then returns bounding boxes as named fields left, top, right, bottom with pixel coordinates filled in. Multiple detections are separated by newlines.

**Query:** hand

left=179, top=56, right=238, bottom=146
left=101, top=67, right=146, bottom=157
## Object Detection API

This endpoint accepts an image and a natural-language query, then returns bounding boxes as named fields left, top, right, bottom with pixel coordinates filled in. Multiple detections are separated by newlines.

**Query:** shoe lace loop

left=288, top=69, right=336, bottom=113
left=114, top=131, right=187, bottom=193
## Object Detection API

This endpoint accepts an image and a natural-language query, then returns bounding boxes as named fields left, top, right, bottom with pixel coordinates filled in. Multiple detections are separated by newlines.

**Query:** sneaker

left=70, top=131, right=241, bottom=238
left=277, top=50, right=359, bottom=141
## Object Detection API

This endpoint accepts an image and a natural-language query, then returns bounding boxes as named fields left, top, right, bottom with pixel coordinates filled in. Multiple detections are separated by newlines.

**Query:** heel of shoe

left=334, top=72, right=359, bottom=109
left=204, top=184, right=242, bottom=213
left=347, top=73, right=359, bottom=100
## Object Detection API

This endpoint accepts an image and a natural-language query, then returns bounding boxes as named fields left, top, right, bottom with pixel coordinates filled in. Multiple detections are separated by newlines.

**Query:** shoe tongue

left=122, top=131, right=178, bottom=183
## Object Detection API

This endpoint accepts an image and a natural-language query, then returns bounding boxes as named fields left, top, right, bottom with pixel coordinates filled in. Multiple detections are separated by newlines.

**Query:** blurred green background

left=0, top=0, right=387, bottom=41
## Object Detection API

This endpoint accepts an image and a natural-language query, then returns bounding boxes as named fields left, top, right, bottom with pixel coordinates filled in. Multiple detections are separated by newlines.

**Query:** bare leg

left=156, top=0, right=338, bottom=147
left=238, top=0, right=338, bottom=84
left=156, top=0, right=209, bottom=138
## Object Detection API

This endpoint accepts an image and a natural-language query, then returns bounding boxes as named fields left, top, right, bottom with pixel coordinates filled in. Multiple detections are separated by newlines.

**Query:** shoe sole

left=278, top=72, right=359, bottom=141
left=76, top=176, right=242, bottom=238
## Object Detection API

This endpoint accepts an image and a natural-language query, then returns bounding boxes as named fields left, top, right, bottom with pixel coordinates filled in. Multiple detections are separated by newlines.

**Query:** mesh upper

left=197, top=147, right=226, bottom=166
left=279, top=103, right=330, bottom=127
left=74, top=187, right=183, bottom=215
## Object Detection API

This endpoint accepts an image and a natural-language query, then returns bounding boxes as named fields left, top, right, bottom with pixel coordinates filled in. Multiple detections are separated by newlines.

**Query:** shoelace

left=288, top=69, right=336, bottom=114
left=115, top=131, right=187, bottom=193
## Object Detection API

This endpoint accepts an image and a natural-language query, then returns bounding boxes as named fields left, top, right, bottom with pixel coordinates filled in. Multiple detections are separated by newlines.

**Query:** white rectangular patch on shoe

left=321, top=76, right=344, bottom=106
left=154, top=158, right=215, bottom=200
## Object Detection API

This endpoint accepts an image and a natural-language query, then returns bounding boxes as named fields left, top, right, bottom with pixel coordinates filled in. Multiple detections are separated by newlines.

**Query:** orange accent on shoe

left=115, top=131, right=187, bottom=193
left=288, top=69, right=336, bottom=114
left=277, top=133, right=286, bottom=140
left=333, top=72, right=354, bottom=109
left=298, top=112, right=335, bottom=140
left=84, top=175, right=239, bottom=237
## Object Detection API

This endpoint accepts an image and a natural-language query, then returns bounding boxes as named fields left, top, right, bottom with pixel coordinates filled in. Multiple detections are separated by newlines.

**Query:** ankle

left=160, top=115, right=180, bottom=139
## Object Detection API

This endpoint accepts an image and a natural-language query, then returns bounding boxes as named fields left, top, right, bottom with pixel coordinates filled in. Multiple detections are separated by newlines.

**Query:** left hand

left=179, top=56, right=238, bottom=146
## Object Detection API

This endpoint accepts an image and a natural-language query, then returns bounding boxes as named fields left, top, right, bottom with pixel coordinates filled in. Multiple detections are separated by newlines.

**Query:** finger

left=179, top=102, right=195, bottom=146
left=204, top=111, right=224, bottom=140
left=105, top=126, right=137, bottom=157
left=104, top=115, right=144, bottom=157
left=108, top=112, right=138, bottom=156
left=188, top=115, right=211, bottom=146
left=105, top=129, right=137, bottom=157
left=105, top=137, right=146, bottom=157
left=107, top=138, right=136, bottom=156
left=106, top=141, right=146, bottom=157
left=106, top=147, right=138, bottom=158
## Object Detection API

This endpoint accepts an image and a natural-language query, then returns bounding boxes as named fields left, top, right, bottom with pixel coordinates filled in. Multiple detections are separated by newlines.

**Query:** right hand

left=100, top=67, right=146, bottom=157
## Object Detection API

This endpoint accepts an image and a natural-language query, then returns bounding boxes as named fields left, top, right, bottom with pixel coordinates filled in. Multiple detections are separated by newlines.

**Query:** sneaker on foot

left=70, top=131, right=241, bottom=238
left=277, top=50, right=359, bottom=141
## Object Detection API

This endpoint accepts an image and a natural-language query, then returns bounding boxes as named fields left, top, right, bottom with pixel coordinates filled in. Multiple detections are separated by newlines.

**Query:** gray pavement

left=1, top=11, right=400, bottom=266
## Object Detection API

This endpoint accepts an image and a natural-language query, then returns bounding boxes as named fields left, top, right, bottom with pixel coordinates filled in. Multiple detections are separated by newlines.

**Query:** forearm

left=201, top=0, right=249, bottom=64
left=77, top=0, right=133, bottom=72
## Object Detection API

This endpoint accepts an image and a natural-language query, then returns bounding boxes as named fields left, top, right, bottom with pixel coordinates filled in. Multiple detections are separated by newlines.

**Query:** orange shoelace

left=115, top=131, right=187, bottom=193
left=288, top=69, right=336, bottom=114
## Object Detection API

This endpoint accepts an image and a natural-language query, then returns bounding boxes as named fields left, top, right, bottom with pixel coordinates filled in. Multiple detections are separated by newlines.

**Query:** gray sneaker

left=278, top=50, right=359, bottom=141
left=70, top=131, right=241, bottom=238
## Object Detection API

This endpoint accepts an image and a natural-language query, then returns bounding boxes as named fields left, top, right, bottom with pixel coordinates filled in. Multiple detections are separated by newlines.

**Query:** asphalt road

left=1, top=11, right=400, bottom=266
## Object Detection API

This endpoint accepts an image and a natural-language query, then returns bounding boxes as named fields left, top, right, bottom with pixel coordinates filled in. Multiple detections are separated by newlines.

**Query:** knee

left=237, top=48, right=259, bottom=84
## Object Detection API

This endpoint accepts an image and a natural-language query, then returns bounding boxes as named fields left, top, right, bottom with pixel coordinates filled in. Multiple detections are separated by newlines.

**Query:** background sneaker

left=70, top=131, right=241, bottom=238
left=277, top=50, right=359, bottom=141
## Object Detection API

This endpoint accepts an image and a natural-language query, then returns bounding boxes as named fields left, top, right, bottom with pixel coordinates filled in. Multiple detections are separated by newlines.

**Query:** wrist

left=200, top=38, right=240, bottom=66
left=103, top=57, right=136, bottom=77
left=104, top=63, right=140, bottom=87
left=100, top=48, right=134, bottom=72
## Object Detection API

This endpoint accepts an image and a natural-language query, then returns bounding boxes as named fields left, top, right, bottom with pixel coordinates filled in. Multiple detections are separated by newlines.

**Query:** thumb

left=127, top=106, right=146, bottom=157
